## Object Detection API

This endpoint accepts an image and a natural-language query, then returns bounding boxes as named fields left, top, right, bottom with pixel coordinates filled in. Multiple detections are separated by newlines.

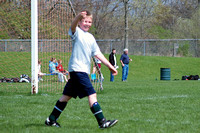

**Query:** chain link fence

left=97, top=39, right=200, bottom=57
left=0, top=39, right=199, bottom=93
left=0, top=39, right=200, bottom=57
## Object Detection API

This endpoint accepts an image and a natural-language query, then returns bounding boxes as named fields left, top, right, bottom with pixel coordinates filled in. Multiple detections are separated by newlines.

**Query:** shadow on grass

left=25, top=123, right=45, bottom=128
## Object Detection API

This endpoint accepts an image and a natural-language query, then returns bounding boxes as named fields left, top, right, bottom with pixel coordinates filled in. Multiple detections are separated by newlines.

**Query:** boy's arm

left=71, top=11, right=87, bottom=33
left=95, top=53, right=118, bottom=75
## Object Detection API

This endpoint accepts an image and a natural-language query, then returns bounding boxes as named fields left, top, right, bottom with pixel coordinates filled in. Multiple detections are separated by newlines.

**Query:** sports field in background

left=0, top=54, right=200, bottom=132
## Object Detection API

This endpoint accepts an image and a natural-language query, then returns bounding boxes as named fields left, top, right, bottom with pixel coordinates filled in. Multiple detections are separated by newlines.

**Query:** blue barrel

left=160, top=68, right=171, bottom=80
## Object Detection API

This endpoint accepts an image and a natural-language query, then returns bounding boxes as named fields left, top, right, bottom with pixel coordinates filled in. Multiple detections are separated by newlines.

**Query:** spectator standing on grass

left=45, top=10, right=118, bottom=129
left=109, top=48, right=118, bottom=82
left=120, top=48, right=132, bottom=82
left=91, top=57, right=104, bottom=82
left=92, top=57, right=102, bottom=74
left=95, top=58, right=102, bottom=70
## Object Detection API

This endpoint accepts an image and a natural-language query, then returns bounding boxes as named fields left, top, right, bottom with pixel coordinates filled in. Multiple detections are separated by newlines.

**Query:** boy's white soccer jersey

left=68, top=27, right=101, bottom=74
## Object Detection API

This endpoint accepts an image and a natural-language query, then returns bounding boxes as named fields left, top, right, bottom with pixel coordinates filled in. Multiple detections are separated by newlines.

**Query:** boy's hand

left=109, top=68, right=118, bottom=76
left=95, top=53, right=118, bottom=76
left=79, top=11, right=87, bottom=20
left=71, top=11, right=87, bottom=33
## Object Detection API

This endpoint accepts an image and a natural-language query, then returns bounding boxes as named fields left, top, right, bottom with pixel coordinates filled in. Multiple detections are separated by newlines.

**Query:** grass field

left=1, top=54, right=200, bottom=133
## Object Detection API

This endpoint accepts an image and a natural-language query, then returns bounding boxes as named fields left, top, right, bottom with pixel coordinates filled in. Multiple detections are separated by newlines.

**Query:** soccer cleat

left=99, top=118, right=118, bottom=129
left=45, top=117, right=61, bottom=127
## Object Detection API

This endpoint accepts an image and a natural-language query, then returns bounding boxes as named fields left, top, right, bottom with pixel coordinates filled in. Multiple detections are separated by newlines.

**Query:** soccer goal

left=31, top=0, right=103, bottom=94
left=31, top=0, right=75, bottom=94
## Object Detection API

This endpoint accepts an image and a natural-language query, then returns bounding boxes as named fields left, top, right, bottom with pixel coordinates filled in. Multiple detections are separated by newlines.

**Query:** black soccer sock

left=49, top=100, right=67, bottom=121
left=90, top=102, right=105, bottom=125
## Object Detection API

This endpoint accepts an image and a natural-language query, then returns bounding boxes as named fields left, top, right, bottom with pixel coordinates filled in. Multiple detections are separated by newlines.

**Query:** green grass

left=0, top=54, right=200, bottom=132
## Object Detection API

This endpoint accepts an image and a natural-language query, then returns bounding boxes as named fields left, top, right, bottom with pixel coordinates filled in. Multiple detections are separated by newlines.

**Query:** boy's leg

left=49, top=95, right=72, bottom=120
left=89, top=93, right=118, bottom=129
left=45, top=95, right=72, bottom=127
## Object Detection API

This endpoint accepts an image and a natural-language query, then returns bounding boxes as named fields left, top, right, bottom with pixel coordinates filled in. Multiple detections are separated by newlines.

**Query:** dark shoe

left=99, top=118, right=118, bottom=129
left=45, top=117, right=61, bottom=127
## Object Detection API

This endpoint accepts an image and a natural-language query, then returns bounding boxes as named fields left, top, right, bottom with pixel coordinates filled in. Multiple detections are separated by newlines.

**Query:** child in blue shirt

left=49, top=58, right=58, bottom=73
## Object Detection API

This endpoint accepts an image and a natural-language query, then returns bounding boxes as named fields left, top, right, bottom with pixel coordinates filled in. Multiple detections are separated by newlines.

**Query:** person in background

left=120, top=48, right=132, bottom=82
left=49, top=58, right=66, bottom=82
left=92, top=57, right=102, bottom=74
left=91, top=57, right=104, bottom=82
left=95, top=58, right=102, bottom=70
left=38, top=60, right=46, bottom=81
left=49, top=58, right=59, bottom=74
left=57, top=59, right=69, bottom=82
left=109, top=48, right=118, bottom=82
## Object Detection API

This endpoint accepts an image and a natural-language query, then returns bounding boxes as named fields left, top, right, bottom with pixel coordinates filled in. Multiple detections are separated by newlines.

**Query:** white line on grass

left=65, top=114, right=81, bottom=120
left=135, top=95, right=188, bottom=100
left=131, top=118, right=191, bottom=125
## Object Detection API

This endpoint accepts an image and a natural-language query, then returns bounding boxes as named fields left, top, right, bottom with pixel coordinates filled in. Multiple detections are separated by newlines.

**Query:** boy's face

left=79, top=17, right=92, bottom=32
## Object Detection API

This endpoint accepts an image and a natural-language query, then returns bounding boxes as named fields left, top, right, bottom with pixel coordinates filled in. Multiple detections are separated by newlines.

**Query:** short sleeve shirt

left=120, top=54, right=129, bottom=64
left=57, top=64, right=64, bottom=72
left=68, top=27, right=101, bottom=74
left=49, top=62, right=56, bottom=72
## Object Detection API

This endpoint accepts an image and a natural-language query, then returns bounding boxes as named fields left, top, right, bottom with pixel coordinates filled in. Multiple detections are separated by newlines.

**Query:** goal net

left=37, top=0, right=103, bottom=93
left=36, top=0, right=75, bottom=93
left=0, top=0, right=103, bottom=93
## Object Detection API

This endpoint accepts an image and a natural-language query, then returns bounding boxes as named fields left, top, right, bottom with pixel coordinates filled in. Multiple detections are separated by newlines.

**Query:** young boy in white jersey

left=45, top=10, right=118, bottom=129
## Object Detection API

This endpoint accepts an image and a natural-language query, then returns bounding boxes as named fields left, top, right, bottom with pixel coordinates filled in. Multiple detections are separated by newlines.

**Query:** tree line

left=0, top=0, right=199, bottom=40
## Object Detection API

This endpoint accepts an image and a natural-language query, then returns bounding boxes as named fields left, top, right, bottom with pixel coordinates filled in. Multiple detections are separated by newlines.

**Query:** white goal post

left=30, top=0, right=103, bottom=94
left=31, top=0, right=38, bottom=94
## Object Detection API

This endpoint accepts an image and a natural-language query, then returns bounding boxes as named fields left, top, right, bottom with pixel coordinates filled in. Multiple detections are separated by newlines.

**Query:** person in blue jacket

left=120, top=48, right=132, bottom=82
